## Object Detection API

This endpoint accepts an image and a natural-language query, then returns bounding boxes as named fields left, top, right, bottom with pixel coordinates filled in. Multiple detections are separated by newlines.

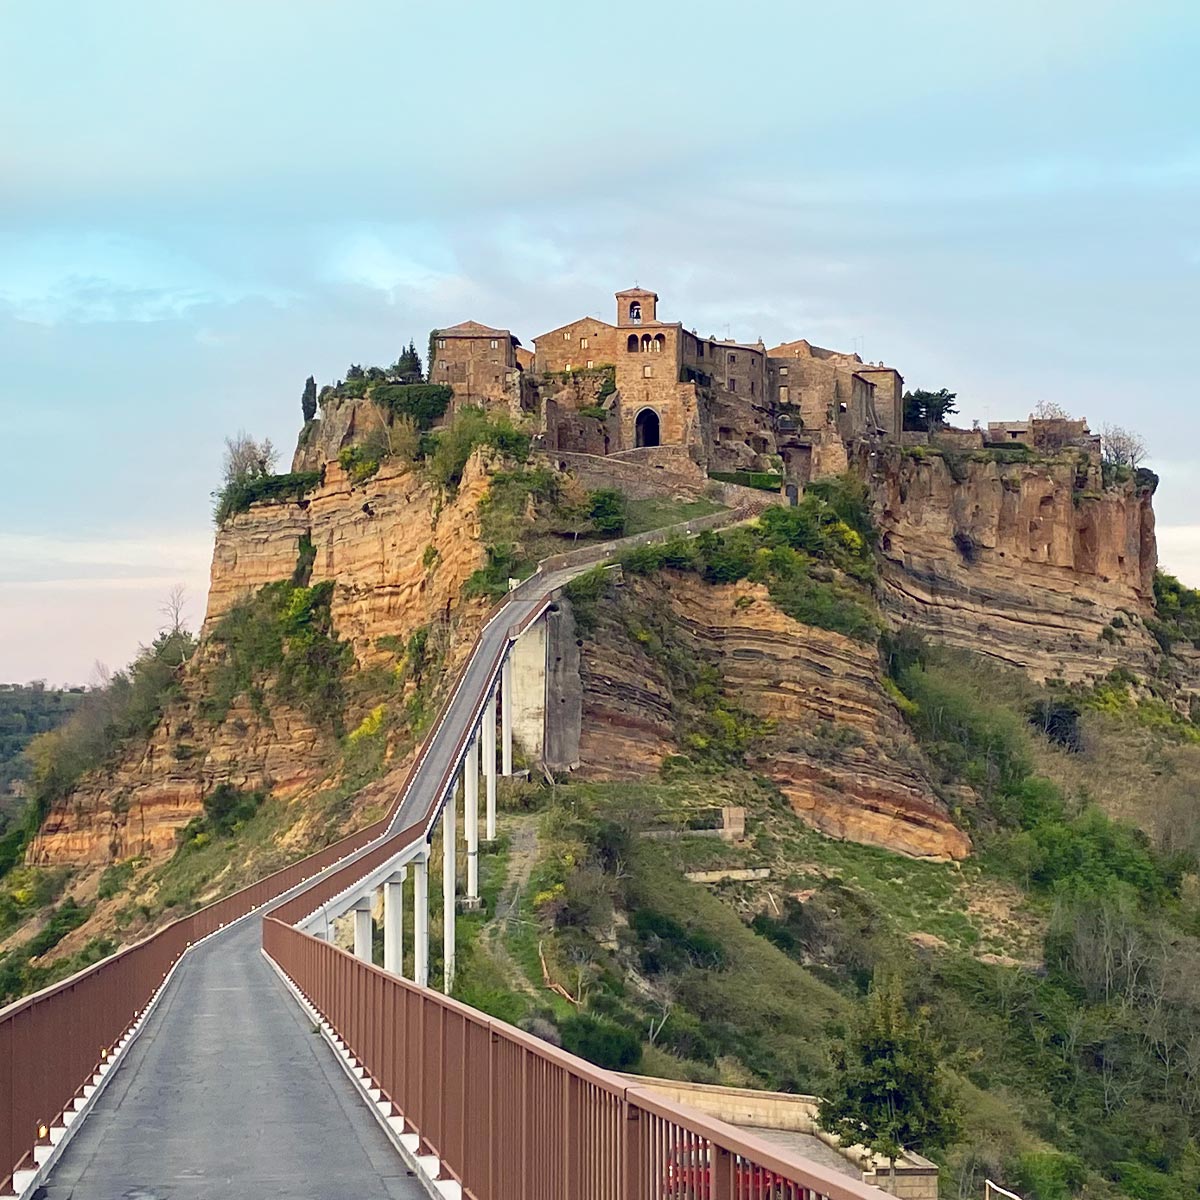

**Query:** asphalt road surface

left=39, top=916, right=425, bottom=1200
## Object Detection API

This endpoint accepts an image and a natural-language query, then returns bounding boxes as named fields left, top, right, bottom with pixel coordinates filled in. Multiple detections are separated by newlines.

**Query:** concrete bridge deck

left=41, top=917, right=423, bottom=1200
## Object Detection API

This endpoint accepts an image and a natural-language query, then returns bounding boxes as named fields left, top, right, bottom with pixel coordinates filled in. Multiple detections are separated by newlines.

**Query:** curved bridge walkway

left=41, top=918, right=422, bottom=1200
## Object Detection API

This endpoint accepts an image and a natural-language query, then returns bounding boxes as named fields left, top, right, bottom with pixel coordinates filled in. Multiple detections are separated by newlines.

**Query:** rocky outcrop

left=578, top=573, right=969, bottom=861
left=31, top=455, right=495, bottom=868
left=208, top=455, right=491, bottom=665
left=866, top=445, right=1159, bottom=684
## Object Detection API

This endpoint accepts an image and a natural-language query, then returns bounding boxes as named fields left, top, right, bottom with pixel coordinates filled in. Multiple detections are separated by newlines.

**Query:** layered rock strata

left=578, top=573, right=969, bottom=861
left=866, top=446, right=1159, bottom=684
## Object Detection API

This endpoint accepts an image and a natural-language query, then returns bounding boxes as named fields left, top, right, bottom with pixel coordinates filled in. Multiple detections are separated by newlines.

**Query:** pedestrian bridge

left=1, top=521, right=892, bottom=1200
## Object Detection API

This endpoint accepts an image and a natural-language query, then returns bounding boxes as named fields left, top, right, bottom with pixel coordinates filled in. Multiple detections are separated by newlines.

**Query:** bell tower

left=616, top=287, right=658, bottom=327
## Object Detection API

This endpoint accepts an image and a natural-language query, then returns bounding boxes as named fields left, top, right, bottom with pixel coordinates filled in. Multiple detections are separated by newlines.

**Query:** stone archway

left=635, top=408, right=661, bottom=448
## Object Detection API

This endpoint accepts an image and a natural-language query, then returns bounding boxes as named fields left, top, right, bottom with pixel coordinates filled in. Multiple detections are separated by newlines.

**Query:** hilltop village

left=418, top=285, right=1104, bottom=488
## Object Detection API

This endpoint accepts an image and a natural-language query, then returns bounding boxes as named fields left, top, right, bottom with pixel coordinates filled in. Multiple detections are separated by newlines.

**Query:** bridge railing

left=264, top=917, right=885, bottom=1200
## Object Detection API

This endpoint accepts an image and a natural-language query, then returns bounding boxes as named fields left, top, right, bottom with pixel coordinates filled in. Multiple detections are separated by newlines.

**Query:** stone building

left=528, top=287, right=905, bottom=485
left=430, top=321, right=523, bottom=409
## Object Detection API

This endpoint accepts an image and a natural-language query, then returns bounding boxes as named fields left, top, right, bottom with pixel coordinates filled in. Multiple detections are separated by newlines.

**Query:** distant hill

left=0, top=683, right=83, bottom=801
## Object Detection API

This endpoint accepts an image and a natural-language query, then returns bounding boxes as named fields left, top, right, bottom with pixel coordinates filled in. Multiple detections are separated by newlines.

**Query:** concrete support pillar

left=465, top=736, right=480, bottom=901
left=413, top=852, right=429, bottom=988
left=483, top=690, right=498, bottom=841
left=353, top=898, right=373, bottom=964
left=383, top=870, right=407, bottom=976
left=442, top=786, right=457, bottom=994
left=501, top=655, right=514, bottom=777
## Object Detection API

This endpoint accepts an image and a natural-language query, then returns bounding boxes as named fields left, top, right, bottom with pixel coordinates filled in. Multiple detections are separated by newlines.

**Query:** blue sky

left=2, top=1, right=1198, bottom=684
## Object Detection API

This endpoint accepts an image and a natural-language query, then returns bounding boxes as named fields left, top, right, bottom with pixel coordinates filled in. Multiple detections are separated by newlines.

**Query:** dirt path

left=478, top=813, right=543, bottom=1001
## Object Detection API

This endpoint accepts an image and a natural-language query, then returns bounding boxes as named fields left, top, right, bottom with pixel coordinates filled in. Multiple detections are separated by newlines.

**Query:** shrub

left=587, top=489, right=627, bottom=537
left=708, top=470, right=783, bottom=492
left=371, top=383, right=452, bottom=429
left=425, top=407, right=531, bottom=490
left=213, top=471, right=321, bottom=526
left=558, top=1012, right=642, bottom=1070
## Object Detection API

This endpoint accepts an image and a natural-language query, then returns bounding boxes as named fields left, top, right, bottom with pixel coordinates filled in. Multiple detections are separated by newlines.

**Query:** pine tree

left=301, top=375, right=317, bottom=422
left=818, top=974, right=960, bottom=1188
left=395, top=340, right=423, bottom=383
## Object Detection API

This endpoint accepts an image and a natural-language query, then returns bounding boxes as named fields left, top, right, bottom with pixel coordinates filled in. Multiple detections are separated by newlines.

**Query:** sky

left=1, top=0, right=1198, bottom=685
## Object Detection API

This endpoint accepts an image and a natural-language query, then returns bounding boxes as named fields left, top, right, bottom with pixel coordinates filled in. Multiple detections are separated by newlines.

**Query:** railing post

left=623, top=1104, right=643, bottom=1200
left=384, top=870, right=406, bottom=976
left=413, top=850, right=429, bottom=988
left=501, top=655, right=513, bottom=777
left=465, top=735, right=480, bottom=902
left=442, top=785, right=457, bottom=993
left=714, top=1144, right=734, bottom=1200
left=483, top=690, right=498, bottom=840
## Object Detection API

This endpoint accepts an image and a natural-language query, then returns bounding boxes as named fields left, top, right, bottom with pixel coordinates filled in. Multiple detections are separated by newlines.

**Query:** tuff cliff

left=28, top=456, right=493, bottom=867
left=865, top=445, right=1160, bottom=684
left=576, top=572, right=969, bottom=861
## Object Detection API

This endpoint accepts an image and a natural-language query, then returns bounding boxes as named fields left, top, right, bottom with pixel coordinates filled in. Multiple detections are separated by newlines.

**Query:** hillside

left=6, top=356, right=1200, bottom=1200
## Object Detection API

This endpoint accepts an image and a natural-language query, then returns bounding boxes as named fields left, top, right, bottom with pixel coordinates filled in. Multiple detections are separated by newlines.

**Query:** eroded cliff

left=577, top=572, right=969, bottom=861
left=867, top=445, right=1159, bottom=683
left=29, top=455, right=493, bottom=867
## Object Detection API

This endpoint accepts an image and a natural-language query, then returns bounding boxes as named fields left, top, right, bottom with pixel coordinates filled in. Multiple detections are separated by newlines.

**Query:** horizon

left=3, top=0, right=1198, bottom=685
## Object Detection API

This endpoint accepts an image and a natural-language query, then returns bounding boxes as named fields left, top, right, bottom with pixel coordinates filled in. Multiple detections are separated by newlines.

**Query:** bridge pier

left=352, top=898, right=373, bottom=963
left=464, top=735, right=480, bottom=902
left=442, top=784, right=457, bottom=993
left=483, top=690, right=497, bottom=840
left=383, top=869, right=406, bottom=976
left=501, top=656, right=513, bottom=776
left=413, top=851, right=429, bottom=987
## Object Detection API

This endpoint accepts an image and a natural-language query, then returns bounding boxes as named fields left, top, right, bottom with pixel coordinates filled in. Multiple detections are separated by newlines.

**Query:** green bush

left=558, top=1012, right=642, bottom=1070
left=425, top=407, right=531, bottom=490
left=371, top=383, right=452, bottom=429
left=587, top=489, right=627, bottom=536
left=97, top=860, right=137, bottom=900
left=464, top=545, right=521, bottom=600
left=338, top=445, right=381, bottom=484
left=708, top=470, right=784, bottom=492
left=214, top=471, right=321, bottom=526
left=202, top=580, right=350, bottom=730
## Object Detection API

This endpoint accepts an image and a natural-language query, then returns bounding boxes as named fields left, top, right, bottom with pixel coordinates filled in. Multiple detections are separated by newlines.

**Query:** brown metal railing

left=264, top=918, right=886, bottom=1200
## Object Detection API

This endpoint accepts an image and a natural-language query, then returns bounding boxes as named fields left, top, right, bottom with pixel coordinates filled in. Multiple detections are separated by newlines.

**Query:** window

left=779, top=366, right=788, bottom=377
left=586, top=360, right=594, bottom=369
left=729, top=353, right=737, bottom=364
left=653, top=334, right=665, bottom=353
left=728, top=378, right=737, bottom=392
left=630, top=301, right=642, bottom=323
left=438, top=360, right=447, bottom=369
left=581, top=337, right=589, bottom=349
left=750, top=380, right=756, bottom=396
left=490, top=339, right=498, bottom=350
left=643, top=364, right=653, bottom=378
left=697, top=343, right=704, bottom=358
left=627, top=334, right=640, bottom=352
left=564, top=331, right=571, bottom=341
left=437, top=338, right=446, bottom=349
left=779, top=386, right=789, bottom=403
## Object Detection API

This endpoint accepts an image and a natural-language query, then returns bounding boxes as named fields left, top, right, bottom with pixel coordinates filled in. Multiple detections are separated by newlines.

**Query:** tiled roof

left=439, top=320, right=513, bottom=339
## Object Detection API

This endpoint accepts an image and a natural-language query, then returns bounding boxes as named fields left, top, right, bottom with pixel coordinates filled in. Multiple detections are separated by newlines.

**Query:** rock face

left=867, top=446, right=1159, bottom=683
left=578, top=573, right=970, bottom=861
left=207, top=455, right=491, bottom=665
left=30, top=456, right=493, bottom=868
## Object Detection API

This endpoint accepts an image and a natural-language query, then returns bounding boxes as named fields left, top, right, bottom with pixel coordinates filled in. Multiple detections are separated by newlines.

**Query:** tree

left=221, top=432, right=276, bottom=487
left=819, top=974, right=960, bottom=1189
left=1033, top=399, right=1072, bottom=420
left=1102, top=424, right=1147, bottom=470
left=301, top=375, right=317, bottom=423
left=395, top=340, right=423, bottom=383
left=902, top=389, right=957, bottom=433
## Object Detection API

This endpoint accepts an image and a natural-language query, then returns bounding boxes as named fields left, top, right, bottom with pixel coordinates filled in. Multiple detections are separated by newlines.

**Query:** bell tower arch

left=616, top=287, right=658, bottom=327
